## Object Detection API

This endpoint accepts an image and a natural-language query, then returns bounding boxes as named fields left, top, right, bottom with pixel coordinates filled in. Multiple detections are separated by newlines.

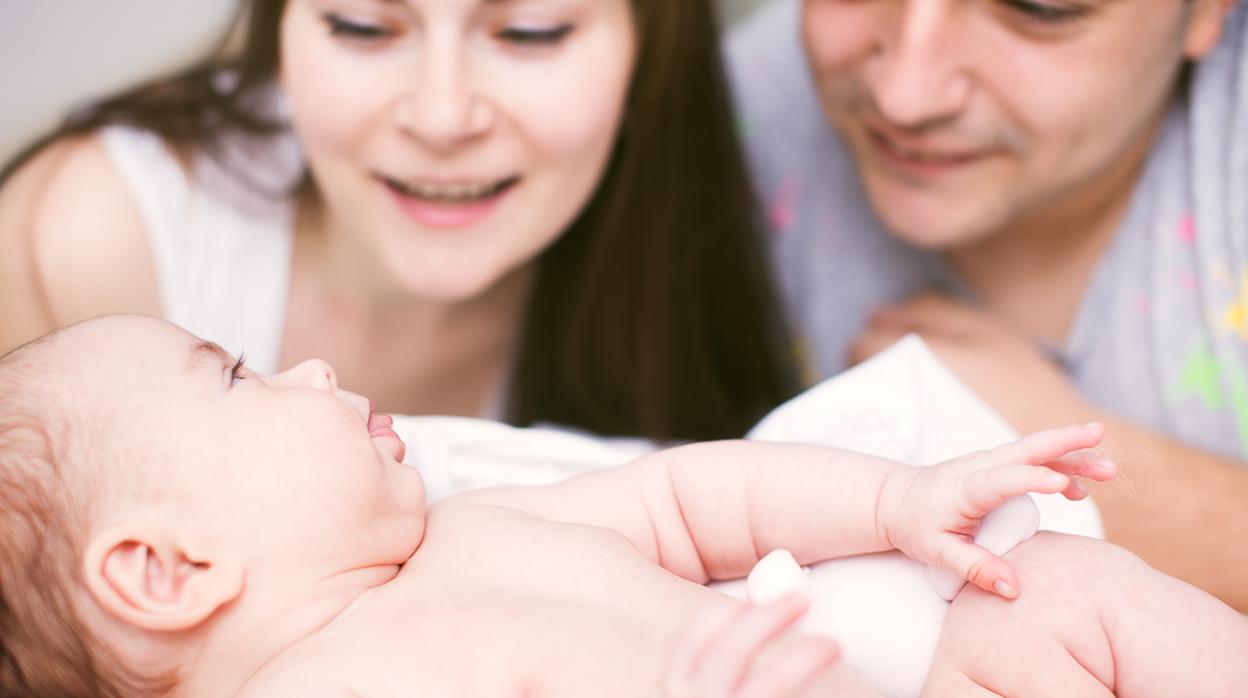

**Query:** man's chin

left=866, top=193, right=1000, bottom=251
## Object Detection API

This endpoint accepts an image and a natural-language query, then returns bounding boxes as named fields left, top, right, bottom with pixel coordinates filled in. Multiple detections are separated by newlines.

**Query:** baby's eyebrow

left=188, top=340, right=231, bottom=372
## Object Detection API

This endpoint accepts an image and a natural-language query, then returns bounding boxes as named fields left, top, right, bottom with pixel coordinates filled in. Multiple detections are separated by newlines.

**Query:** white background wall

left=0, top=0, right=770, bottom=165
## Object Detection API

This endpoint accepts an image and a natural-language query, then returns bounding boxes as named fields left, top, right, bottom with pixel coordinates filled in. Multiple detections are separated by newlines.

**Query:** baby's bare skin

left=222, top=415, right=1112, bottom=698
left=16, top=318, right=1124, bottom=697
left=241, top=501, right=876, bottom=696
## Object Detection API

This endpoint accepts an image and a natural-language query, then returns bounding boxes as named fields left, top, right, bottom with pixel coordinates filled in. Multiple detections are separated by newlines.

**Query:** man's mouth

left=866, top=127, right=983, bottom=168
left=381, top=175, right=521, bottom=204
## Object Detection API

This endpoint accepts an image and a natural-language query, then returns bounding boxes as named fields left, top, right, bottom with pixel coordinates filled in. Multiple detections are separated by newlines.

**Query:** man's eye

left=497, top=24, right=575, bottom=47
left=324, top=13, right=392, bottom=40
left=1000, top=0, right=1086, bottom=24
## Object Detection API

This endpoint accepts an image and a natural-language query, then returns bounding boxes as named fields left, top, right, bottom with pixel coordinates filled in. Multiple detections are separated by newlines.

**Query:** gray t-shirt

left=727, top=0, right=1248, bottom=462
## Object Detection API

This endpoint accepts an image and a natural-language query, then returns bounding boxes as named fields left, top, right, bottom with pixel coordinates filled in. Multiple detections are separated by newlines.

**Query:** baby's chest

left=333, top=529, right=705, bottom=694
left=321, top=589, right=671, bottom=696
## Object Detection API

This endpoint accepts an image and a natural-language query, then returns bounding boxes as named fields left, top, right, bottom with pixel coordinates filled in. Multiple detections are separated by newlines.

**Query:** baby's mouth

left=381, top=176, right=521, bottom=204
left=367, top=412, right=407, bottom=462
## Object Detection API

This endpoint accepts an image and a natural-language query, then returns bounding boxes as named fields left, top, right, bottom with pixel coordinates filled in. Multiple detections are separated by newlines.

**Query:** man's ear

left=1183, top=0, right=1235, bottom=60
left=82, top=522, right=244, bottom=633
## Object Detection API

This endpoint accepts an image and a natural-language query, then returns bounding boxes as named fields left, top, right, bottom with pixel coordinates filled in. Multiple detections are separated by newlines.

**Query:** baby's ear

left=83, top=522, right=244, bottom=632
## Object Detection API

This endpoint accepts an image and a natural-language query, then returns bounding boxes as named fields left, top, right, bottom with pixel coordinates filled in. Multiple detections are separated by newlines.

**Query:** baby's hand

left=661, top=594, right=840, bottom=698
left=878, top=423, right=1118, bottom=599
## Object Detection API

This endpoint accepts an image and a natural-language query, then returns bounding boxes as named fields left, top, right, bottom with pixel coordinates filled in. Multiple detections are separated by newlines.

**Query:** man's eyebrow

left=189, top=340, right=231, bottom=371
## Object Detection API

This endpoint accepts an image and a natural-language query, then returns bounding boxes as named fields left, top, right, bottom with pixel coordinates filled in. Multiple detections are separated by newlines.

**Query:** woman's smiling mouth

left=382, top=175, right=521, bottom=203
left=379, top=175, right=521, bottom=229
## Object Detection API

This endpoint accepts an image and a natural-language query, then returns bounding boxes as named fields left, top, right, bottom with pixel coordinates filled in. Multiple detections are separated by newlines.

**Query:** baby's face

left=57, top=316, right=426, bottom=579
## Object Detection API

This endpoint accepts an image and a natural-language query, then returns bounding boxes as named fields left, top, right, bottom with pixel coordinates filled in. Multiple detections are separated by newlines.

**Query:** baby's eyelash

left=230, top=355, right=248, bottom=384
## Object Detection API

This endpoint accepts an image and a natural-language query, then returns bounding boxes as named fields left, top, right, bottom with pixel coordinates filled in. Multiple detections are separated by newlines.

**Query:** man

left=727, top=0, right=1248, bottom=610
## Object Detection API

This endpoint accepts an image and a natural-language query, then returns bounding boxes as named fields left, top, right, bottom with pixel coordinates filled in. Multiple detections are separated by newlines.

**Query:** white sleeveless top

left=99, top=125, right=303, bottom=374
left=98, top=125, right=510, bottom=418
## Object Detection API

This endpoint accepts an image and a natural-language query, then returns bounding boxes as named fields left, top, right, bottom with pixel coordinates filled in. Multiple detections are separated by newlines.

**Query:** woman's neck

left=293, top=192, right=532, bottom=328
left=282, top=194, right=531, bottom=415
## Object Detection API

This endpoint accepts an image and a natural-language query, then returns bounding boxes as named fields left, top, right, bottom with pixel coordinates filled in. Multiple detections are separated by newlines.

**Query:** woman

left=0, top=0, right=796, bottom=441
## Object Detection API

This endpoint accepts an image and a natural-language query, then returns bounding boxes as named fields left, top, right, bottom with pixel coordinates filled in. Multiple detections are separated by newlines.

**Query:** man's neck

left=182, top=565, right=399, bottom=697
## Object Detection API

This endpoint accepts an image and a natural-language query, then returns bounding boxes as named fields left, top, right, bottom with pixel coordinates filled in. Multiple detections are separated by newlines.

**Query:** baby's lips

left=390, top=435, right=408, bottom=463
left=368, top=412, right=394, bottom=431
left=367, top=413, right=407, bottom=462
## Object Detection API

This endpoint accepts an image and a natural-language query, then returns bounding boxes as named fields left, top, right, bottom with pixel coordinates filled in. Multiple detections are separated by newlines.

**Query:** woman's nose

left=265, top=358, right=339, bottom=392
left=392, top=38, right=495, bottom=151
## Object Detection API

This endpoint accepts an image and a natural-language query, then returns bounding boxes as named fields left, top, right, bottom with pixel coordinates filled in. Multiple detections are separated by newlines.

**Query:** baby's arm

left=454, top=424, right=1115, bottom=595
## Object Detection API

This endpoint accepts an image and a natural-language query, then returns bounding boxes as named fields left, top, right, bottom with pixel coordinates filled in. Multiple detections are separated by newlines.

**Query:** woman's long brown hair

left=2, top=0, right=800, bottom=441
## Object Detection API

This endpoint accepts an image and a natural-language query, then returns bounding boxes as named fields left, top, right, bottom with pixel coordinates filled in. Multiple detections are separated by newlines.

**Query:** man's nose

left=863, top=0, right=972, bottom=130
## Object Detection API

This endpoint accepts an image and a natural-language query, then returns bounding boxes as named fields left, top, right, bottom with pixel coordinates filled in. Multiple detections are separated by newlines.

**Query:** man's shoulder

left=723, top=0, right=852, bottom=205
left=723, top=0, right=826, bottom=137
left=724, top=0, right=801, bottom=64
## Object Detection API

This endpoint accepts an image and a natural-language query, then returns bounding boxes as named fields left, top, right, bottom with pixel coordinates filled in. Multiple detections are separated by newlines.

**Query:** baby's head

left=0, top=316, right=426, bottom=696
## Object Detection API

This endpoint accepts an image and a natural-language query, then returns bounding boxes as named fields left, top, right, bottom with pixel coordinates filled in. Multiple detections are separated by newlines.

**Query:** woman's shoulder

left=0, top=132, right=160, bottom=353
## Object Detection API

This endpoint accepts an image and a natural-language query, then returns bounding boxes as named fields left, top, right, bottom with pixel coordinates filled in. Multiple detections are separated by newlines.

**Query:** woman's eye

left=1000, top=0, right=1086, bottom=24
left=497, top=24, right=575, bottom=47
left=324, top=13, right=392, bottom=40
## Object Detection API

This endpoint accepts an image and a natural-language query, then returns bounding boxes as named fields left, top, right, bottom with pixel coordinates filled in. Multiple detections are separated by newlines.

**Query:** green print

left=1223, top=360, right=1248, bottom=459
left=1176, top=346, right=1248, bottom=459
left=1178, top=347, right=1223, bottom=410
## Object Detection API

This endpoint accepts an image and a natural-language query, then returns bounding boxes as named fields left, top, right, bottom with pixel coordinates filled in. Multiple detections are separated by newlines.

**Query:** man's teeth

left=885, top=141, right=966, bottom=164
left=388, top=178, right=512, bottom=202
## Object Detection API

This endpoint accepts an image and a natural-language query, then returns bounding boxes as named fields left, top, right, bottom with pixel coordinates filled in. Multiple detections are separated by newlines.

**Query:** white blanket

left=392, top=335, right=1103, bottom=698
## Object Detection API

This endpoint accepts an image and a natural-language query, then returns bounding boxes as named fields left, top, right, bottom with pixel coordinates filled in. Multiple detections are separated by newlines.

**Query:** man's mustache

left=820, top=78, right=1027, bottom=153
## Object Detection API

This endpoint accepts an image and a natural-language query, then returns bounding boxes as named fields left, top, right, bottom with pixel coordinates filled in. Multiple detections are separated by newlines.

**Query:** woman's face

left=279, top=0, right=636, bottom=301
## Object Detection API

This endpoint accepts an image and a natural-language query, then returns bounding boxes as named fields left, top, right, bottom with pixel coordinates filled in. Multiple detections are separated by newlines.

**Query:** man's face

left=802, top=0, right=1225, bottom=249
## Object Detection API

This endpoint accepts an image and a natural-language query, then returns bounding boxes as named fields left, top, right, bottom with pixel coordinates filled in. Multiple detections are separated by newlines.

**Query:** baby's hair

left=0, top=336, right=175, bottom=697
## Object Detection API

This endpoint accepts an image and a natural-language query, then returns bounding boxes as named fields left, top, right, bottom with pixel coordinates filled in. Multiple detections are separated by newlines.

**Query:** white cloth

left=99, top=125, right=301, bottom=374
left=734, top=334, right=1101, bottom=697
left=392, top=335, right=1104, bottom=698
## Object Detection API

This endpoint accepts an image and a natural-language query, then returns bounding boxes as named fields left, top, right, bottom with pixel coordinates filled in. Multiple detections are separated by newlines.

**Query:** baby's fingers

left=735, top=636, right=841, bottom=698
left=1034, top=451, right=1119, bottom=483
left=935, top=540, right=1021, bottom=599
left=993, top=422, right=1106, bottom=468
left=665, top=600, right=743, bottom=685
left=963, top=464, right=1071, bottom=514
left=696, top=593, right=813, bottom=692
left=663, top=594, right=822, bottom=697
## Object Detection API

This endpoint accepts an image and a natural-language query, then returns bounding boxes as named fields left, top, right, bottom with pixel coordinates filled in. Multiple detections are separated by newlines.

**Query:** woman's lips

left=367, top=412, right=407, bottom=462
left=382, top=175, right=520, bottom=230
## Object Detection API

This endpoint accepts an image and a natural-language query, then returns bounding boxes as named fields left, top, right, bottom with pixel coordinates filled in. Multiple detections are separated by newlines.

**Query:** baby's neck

left=181, top=564, right=400, bottom=697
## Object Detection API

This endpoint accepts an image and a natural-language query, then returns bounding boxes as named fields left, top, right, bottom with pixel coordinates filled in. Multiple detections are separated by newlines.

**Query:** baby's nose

left=268, top=358, right=338, bottom=392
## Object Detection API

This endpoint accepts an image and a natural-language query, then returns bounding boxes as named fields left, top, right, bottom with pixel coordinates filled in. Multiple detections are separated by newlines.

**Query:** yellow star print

left=1217, top=271, right=1248, bottom=341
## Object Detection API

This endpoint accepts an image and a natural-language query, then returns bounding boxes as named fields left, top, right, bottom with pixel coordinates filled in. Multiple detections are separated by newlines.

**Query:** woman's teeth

left=385, top=177, right=517, bottom=203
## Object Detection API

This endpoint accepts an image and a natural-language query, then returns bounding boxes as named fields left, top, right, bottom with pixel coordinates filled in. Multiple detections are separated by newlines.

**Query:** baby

left=1, top=316, right=1244, bottom=697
